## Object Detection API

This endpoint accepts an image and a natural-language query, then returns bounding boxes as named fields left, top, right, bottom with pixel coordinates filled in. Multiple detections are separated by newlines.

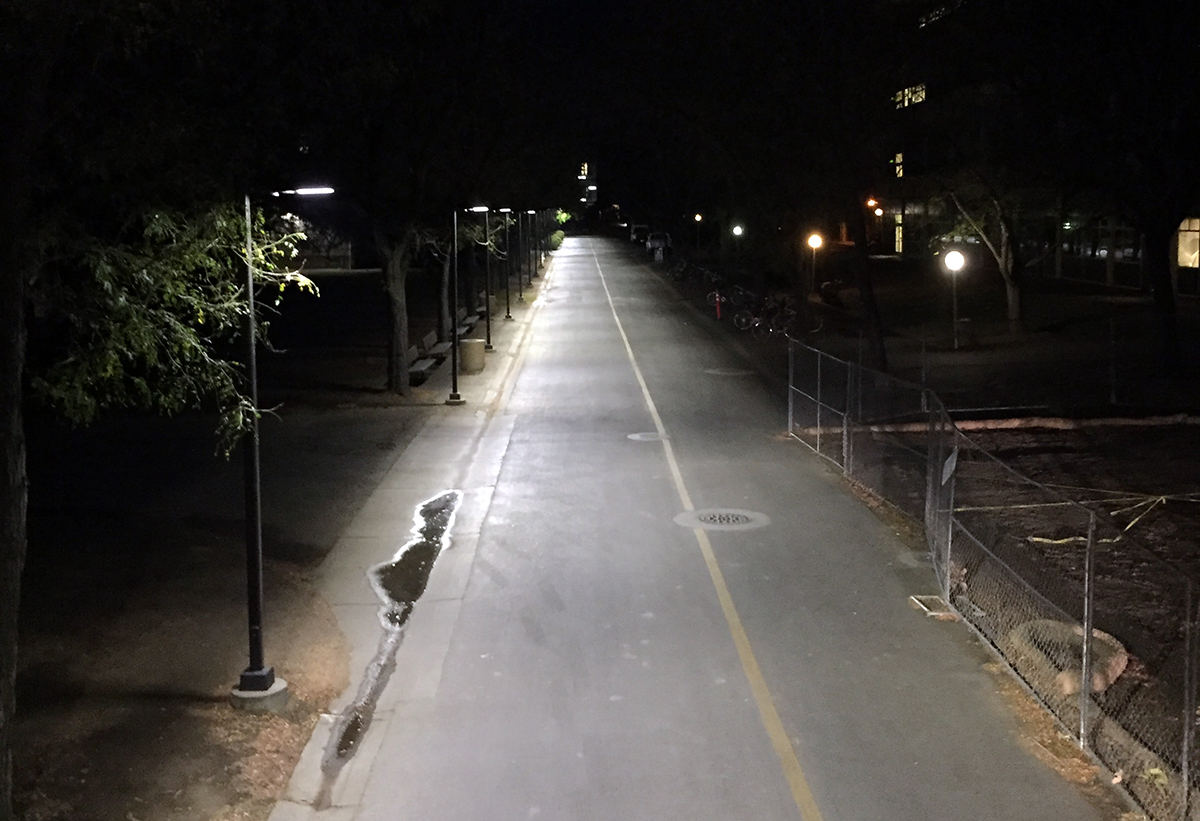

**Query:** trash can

left=459, top=337, right=485, bottom=374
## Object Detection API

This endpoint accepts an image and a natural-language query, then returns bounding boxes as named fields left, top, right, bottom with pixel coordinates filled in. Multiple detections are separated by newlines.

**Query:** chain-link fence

left=787, top=337, right=1200, bottom=821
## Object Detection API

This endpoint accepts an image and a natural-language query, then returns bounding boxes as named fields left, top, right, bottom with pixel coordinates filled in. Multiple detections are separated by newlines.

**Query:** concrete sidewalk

left=268, top=259, right=558, bottom=820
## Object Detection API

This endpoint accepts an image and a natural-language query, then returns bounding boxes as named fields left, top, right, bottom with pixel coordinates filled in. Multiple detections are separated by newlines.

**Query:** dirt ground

left=15, top=554, right=347, bottom=821
left=13, top=399, right=429, bottom=821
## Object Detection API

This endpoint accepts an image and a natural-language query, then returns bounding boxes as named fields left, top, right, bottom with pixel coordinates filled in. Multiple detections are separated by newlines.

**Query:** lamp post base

left=446, top=393, right=466, bottom=406
left=230, top=676, right=289, bottom=713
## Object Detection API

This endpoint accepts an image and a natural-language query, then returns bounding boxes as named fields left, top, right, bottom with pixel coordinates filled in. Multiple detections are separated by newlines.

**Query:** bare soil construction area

left=961, top=422, right=1200, bottom=576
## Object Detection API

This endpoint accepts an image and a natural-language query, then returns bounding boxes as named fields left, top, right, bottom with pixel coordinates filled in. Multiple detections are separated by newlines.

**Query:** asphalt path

left=292, top=237, right=1120, bottom=820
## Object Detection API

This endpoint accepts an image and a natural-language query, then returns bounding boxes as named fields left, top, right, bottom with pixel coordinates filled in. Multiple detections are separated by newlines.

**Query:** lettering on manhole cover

left=673, top=508, right=770, bottom=531
left=700, top=511, right=751, bottom=526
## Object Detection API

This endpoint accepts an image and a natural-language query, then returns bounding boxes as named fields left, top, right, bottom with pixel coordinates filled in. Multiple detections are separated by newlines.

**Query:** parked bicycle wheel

left=768, top=307, right=796, bottom=336
left=729, top=285, right=755, bottom=307
left=733, top=308, right=755, bottom=330
left=770, top=309, right=798, bottom=335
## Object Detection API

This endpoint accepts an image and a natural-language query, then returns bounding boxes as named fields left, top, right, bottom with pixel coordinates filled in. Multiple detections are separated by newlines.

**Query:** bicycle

left=733, top=293, right=798, bottom=338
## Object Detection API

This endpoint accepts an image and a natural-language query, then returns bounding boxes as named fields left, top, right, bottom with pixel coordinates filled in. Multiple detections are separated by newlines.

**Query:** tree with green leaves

left=0, top=2, right=320, bottom=815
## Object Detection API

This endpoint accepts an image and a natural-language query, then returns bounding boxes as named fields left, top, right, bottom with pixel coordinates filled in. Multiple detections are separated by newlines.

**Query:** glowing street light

left=943, top=250, right=966, bottom=350
left=271, top=186, right=336, bottom=197
left=807, top=233, right=823, bottom=294
left=732, top=224, right=744, bottom=237
left=694, top=213, right=702, bottom=250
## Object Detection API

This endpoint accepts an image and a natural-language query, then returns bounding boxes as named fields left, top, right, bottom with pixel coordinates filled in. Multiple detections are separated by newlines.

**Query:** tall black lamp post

left=516, top=211, right=525, bottom=303
left=231, top=188, right=333, bottom=711
left=469, top=206, right=493, bottom=351
left=237, top=193, right=277, bottom=702
left=447, top=209, right=465, bottom=405
left=499, top=208, right=513, bottom=320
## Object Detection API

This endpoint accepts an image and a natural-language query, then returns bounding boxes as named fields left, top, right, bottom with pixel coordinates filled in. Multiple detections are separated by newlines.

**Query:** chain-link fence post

left=942, top=430, right=956, bottom=603
left=815, top=352, right=823, bottom=456
left=843, top=358, right=853, bottom=476
left=1079, top=511, right=1096, bottom=750
left=787, top=337, right=795, bottom=435
left=1183, top=578, right=1197, bottom=819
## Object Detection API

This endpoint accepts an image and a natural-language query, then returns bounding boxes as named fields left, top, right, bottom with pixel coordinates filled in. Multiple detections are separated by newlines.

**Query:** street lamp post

left=528, top=210, right=538, bottom=280
left=483, top=209, right=493, bottom=350
left=807, top=233, right=823, bottom=295
left=234, top=194, right=281, bottom=708
left=447, top=209, right=465, bottom=405
left=515, top=211, right=524, bottom=303
left=694, top=213, right=703, bottom=251
left=500, top=208, right=513, bottom=320
left=944, top=250, right=966, bottom=350
left=232, top=187, right=334, bottom=710
left=468, top=206, right=492, bottom=351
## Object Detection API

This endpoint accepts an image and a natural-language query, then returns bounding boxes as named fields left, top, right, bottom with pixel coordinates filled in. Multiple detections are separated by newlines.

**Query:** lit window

left=893, top=83, right=927, bottom=109
left=1179, top=218, right=1200, bottom=268
left=894, top=152, right=904, bottom=178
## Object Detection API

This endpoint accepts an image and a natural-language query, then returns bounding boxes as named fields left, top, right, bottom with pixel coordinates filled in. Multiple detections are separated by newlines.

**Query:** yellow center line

left=590, top=243, right=825, bottom=821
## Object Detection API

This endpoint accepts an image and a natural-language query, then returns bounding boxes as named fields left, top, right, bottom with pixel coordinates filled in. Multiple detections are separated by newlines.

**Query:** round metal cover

left=704, top=368, right=755, bottom=377
left=627, top=432, right=667, bottom=442
left=673, top=508, right=771, bottom=531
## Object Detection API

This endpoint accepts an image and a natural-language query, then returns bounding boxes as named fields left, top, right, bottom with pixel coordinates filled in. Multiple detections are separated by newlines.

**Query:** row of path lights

left=449, top=206, right=548, bottom=407
left=721, top=210, right=966, bottom=352
left=233, top=197, right=562, bottom=703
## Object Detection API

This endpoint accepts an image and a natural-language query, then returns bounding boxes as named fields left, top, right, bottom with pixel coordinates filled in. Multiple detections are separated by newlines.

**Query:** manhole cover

left=673, top=508, right=771, bottom=531
left=627, top=432, right=667, bottom=442
left=704, top=368, right=755, bottom=377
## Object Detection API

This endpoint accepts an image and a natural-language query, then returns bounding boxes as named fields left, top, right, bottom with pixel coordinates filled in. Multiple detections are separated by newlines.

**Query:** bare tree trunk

left=439, top=252, right=451, bottom=343
left=1144, top=227, right=1182, bottom=373
left=0, top=26, right=48, bottom=817
left=465, top=245, right=480, bottom=315
left=999, top=218, right=1022, bottom=329
left=950, top=192, right=1022, bottom=329
left=0, top=235, right=27, bottom=821
left=382, top=239, right=412, bottom=394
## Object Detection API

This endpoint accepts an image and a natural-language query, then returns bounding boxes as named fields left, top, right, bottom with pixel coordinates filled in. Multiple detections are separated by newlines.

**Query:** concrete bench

left=420, top=330, right=452, bottom=360
left=456, top=308, right=479, bottom=337
left=406, top=345, right=438, bottom=385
